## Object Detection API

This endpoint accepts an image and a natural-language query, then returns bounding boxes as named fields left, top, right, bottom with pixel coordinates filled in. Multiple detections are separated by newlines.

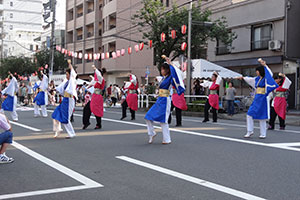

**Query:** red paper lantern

left=121, top=49, right=125, bottom=56
left=181, top=42, right=187, bottom=51
left=149, top=40, right=153, bottom=48
left=171, top=30, right=176, bottom=39
left=161, top=33, right=166, bottom=42
left=68, top=51, right=72, bottom=56
left=139, top=43, right=144, bottom=51
left=88, top=54, right=93, bottom=60
left=112, top=52, right=117, bottom=59
left=84, top=54, right=88, bottom=60
left=106, top=52, right=110, bottom=59
left=116, top=50, right=121, bottom=57
left=78, top=52, right=83, bottom=59
left=128, top=47, right=132, bottom=54
left=65, top=50, right=68, bottom=55
left=97, top=53, right=101, bottom=59
left=74, top=52, right=78, bottom=58
left=135, top=45, right=139, bottom=52
left=101, top=53, right=105, bottom=60
left=181, top=25, right=187, bottom=34
left=93, top=53, right=98, bottom=60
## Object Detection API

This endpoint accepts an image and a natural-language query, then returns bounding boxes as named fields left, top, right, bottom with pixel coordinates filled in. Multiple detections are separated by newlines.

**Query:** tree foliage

left=0, top=57, right=37, bottom=79
left=35, top=49, right=68, bottom=73
left=133, top=0, right=236, bottom=66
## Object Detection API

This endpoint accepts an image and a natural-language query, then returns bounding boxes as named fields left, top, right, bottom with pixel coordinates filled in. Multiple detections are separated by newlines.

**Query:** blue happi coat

left=246, top=66, right=278, bottom=120
left=145, top=65, right=185, bottom=123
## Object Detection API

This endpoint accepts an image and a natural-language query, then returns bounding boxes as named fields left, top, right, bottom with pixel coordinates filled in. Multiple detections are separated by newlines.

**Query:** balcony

left=87, top=32, right=94, bottom=38
left=77, top=35, right=83, bottom=41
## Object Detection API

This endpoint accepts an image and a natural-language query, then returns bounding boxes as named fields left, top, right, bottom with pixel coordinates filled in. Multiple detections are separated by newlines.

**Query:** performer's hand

left=92, top=65, right=96, bottom=70
left=279, top=72, right=285, bottom=77
left=258, top=58, right=266, bottom=66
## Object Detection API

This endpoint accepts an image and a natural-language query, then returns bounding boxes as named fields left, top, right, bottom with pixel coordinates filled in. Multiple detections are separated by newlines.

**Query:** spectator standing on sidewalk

left=225, top=82, right=236, bottom=116
left=27, top=82, right=34, bottom=106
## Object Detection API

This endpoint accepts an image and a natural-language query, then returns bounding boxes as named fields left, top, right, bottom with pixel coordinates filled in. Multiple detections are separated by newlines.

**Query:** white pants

left=146, top=120, right=171, bottom=143
left=247, top=115, right=267, bottom=137
left=0, top=109, right=18, bottom=121
left=34, top=103, right=48, bottom=117
left=52, top=97, right=75, bottom=137
left=53, top=119, right=76, bottom=137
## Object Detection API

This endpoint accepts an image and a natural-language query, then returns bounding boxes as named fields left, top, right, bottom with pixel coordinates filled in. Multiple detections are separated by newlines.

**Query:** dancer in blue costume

left=236, top=58, right=278, bottom=139
left=33, top=70, right=48, bottom=117
left=1, top=72, right=19, bottom=121
left=145, top=56, right=185, bottom=144
left=52, top=60, right=77, bottom=139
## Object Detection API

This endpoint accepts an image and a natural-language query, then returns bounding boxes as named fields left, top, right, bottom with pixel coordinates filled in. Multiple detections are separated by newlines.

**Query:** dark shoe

left=280, top=127, right=285, bottom=130
left=176, top=124, right=182, bottom=127
left=268, top=125, right=274, bottom=130
left=131, top=118, right=135, bottom=120
left=95, top=126, right=102, bottom=130
left=213, top=120, right=217, bottom=123
left=202, top=119, right=209, bottom=123
left=82, top=123, right=90, bottom=130
left=120, top=116, right=126, bottom=120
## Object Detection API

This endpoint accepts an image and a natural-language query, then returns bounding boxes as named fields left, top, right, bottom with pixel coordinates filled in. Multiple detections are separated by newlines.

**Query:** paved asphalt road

left=1, top=106, right=300, bottom=200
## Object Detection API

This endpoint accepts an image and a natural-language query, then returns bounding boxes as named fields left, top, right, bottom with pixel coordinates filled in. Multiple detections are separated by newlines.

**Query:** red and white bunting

left=135, top=45, right=139, bottom=52
left=161, top=33, right=166, bottom=42
left=139, top=43, right=144, bottom=51
left=171, top=30, right=176, bottom=39
left=181, top=25, right=187, bottom=35
left=181, top=42, right=187, bottom=51
left=121, top=49, right=125, bottom=56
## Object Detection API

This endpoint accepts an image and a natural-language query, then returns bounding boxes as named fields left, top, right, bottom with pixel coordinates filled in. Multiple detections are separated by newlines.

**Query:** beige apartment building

left=65, top=0, right=191, bottom=86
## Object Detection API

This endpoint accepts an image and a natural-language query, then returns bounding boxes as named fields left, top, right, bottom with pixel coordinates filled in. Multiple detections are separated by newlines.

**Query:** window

left=10, top=13, right=13, bottom=18
left=19, top=34, right=21, bottom=38
left=108, top=13, right=116, bottom=30
left=10, top=1, right=13, bottom=7
left=166, top=0, right=169, bottom=7
left=216, top=39, right=231, bottom=55
left=251, top=24, right=272, bottom=50
left=9, top=25, right=13, bottom=30
left=30, top=45, right=33, bottom=51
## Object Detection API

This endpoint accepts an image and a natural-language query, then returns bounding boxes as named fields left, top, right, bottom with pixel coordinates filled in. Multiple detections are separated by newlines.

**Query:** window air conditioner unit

left=269, top=40, right=281, bottom=51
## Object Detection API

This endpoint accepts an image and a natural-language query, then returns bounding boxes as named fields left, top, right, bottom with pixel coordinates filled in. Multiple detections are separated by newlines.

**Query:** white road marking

left=104, top=110, right=300, bottom=134
left=72, top=113, right=300, bottom=152
left=10, top=121, right=41, bottom=132
left=270, top=142, right=300, bottom=147
left=0, top=142, right=103, bottom=200
left=117, top=156, right=266, bottom=200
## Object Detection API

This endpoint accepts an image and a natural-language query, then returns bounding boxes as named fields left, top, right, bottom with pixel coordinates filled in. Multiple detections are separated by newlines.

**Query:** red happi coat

left=90, top=71, right=105, bottom=117
left=126, top=75, right=138, bottom=111
left=208, top=81, right=220, bottom=110
left=273, top=77, right=291, bottom=120
left=172, top=87, right=187, bottom=110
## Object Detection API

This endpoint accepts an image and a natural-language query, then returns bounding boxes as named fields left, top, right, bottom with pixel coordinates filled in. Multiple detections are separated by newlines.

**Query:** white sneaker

left=54, top=131, right=61, bottom=138
left=148, top=133, right=157, bottom=144
left=244, top=132, right=254, bottom=138
left=259, top=135, right=266, bottom=139
left=0, top=154, right=14, bottom=164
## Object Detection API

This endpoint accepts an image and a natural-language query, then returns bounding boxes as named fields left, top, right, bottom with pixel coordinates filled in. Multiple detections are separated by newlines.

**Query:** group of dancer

left=0, top=56, right=292, bottom=146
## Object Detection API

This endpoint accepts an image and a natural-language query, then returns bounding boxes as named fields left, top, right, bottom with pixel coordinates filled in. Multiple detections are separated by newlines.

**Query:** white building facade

left=0, top=0, right=43, bottom=58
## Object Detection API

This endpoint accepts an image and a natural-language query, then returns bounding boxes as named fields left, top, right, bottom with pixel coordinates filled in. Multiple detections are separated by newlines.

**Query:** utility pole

left=49, top=0, right=56, bottom=81
left=1, top=16, right=4, bottom=60
left=186, top=0, right=193, bottom=102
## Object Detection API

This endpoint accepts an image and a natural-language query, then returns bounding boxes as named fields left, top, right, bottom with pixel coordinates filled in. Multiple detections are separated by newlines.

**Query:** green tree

left=133, top=0, right=236, bottom=66
left=0, top=57, right=37, bottom=79
left=35, top=49, right=68, bottom=73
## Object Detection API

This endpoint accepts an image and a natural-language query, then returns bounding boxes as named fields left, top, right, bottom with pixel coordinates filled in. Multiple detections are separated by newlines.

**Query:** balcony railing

left=251, top=39, right=271, bottom=50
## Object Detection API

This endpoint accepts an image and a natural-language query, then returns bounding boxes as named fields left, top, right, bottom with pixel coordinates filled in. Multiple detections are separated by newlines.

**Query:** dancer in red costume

left=201, top=72, right=222, bottom=123
left=268, top=73, right=291, bottom=130
left=168, top=88, right=187, bottom=126
left=121, top=74, right=138, bottom=120
left=83, top=65, right=106, bottom=129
